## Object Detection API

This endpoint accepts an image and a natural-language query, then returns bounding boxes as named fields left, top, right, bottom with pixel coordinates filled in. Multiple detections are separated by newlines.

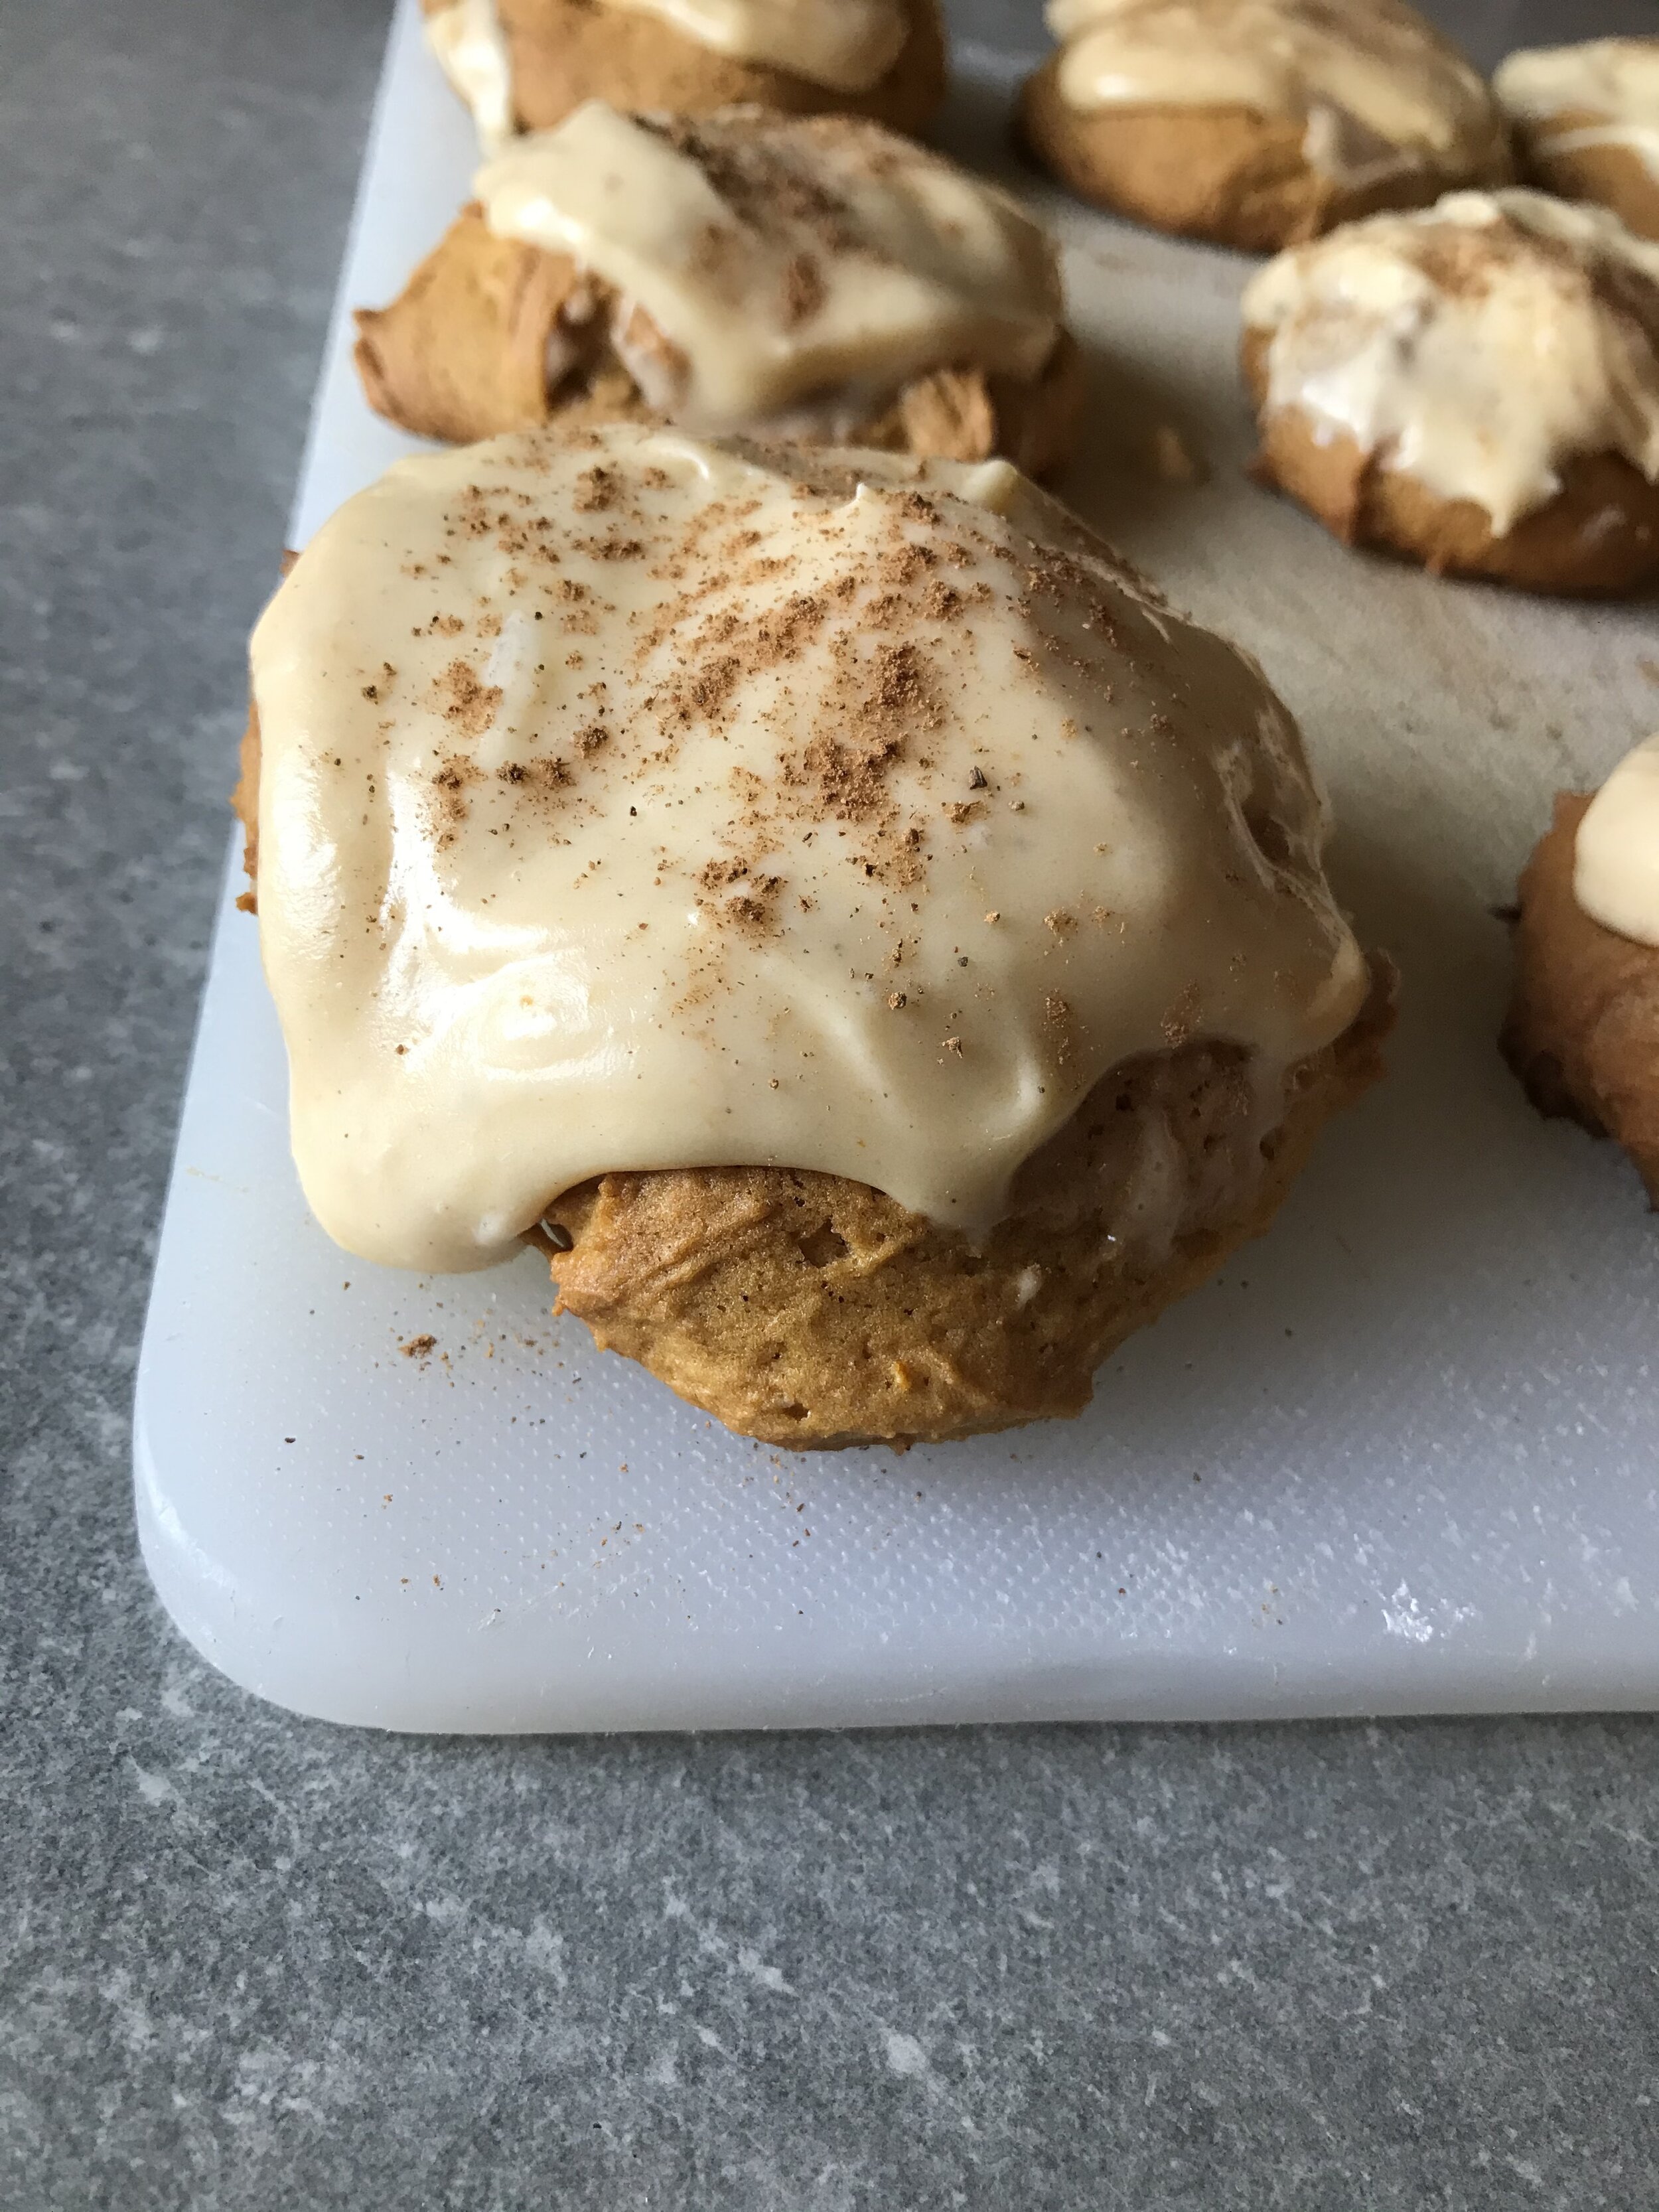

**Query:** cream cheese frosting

left=425, top=0, right=516, bottom=152
left=475, top=104, right=1063, bottom=433
left=1575, top=733, right=1659, bottom=948
left=1496, top=40, right=1659, bottom=184
left=424, top=0, right=908, bottom=133
left=597, top=0, right=908, bottom=92
left=1242, top=189, right=1659, bottom=532
left=1044, top=0, right=1498, bottom=186
left=250, top=425, right=1366, bottom=1273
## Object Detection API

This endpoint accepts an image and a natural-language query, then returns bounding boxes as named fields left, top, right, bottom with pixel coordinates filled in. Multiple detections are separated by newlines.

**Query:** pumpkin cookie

left=1502, top=740, right=1659, bottom=1204
left=1496, top=40, right=1659, bottom=246
left=421, top=0, right=945, bottom=149
left=1020, top=0, right=1509, bottom=252
left=241, top=425, right=1386, bottom=1447
left=354, top=103, right=1083, bottom=474
left=1242, top=189, right=1659, bottom=593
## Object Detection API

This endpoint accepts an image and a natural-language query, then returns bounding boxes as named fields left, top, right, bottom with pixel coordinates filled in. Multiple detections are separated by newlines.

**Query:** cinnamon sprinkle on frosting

left=250, top=423, right=1366, bottom=1272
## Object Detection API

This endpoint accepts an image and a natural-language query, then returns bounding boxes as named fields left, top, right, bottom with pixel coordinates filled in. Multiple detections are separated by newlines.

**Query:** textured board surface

left=135, top=0, right=1659, bottom=1732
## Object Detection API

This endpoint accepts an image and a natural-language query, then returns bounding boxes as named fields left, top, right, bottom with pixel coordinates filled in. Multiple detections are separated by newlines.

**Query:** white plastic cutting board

left=135, top=0, right=1659, bottom=1731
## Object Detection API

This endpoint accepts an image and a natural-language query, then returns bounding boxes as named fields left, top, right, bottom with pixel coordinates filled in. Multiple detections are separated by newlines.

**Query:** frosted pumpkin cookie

left=1019, top=0, right=1509, bottom=253
left=1496, top=40, right=1659, bottom=246
left=1502, top=740, right=1659, bottom=1204
left=421, top=0, right=944, bottom=150
left=240, top=423, right=1388, bottom=1449
left=1242, top=190, right=1659, bottom=594
left=354, top=102, right=1083, bottom=474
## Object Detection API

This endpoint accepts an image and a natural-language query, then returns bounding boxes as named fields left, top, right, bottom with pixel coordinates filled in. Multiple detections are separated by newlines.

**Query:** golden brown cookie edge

left=1514, top=107, right=1659, bottom=245
left=1501, top=790, right=1659, bottom=1204
left=1242, top=325, right=1659, bottom=594
left=544, top=958, right=1397, bottom=1449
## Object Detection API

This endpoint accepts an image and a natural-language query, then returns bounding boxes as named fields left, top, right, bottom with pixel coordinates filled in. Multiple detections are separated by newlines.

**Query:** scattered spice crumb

left=1147, top=423, right=1206, bottom=484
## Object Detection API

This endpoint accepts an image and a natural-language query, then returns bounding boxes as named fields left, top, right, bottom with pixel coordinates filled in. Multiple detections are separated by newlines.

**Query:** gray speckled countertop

left=5, top=1, right=1659, bottom=2203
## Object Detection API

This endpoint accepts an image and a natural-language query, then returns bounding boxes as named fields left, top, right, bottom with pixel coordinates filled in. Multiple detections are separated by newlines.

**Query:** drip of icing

left=250, top=425, right=1367, bottom=1273
left=1575, top=733, right=1659, bottom=948
left=1045, top=0, right=1497, bottom=183
left=475, top=104, right=1062, bottom=431
left=424, top=0, right=515, bottom=151
left=1536, top=123, right=1659, bottom=187
left=1242, top=189, right=1659, bottom=533
left=597, top=0, right=908, bottom=93
left=1496, top=40, right=1659, bottom=183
